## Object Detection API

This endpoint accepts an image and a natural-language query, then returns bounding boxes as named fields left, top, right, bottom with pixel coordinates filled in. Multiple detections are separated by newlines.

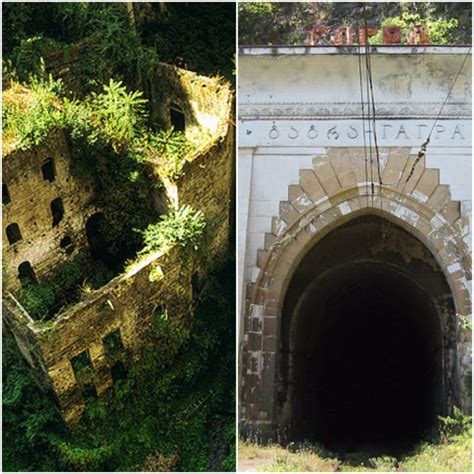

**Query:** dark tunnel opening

left=279, top=214, right=454, bottom=454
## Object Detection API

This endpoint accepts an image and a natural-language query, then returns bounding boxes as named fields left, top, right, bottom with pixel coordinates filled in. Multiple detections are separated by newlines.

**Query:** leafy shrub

left=439, top=406, right=472, bottom=439
left=19, top=283, right=56, bottom=319
left=55, top=257, right=84, bottom=291
left=148, top=127, right=193, bottom=179
left=90, top=79, right=148, bottom=150
left=369, top=12, right=459, bottom=45
left=140, top=205, right=206, bottom=254
left=3, top=66, right=65, bottom=152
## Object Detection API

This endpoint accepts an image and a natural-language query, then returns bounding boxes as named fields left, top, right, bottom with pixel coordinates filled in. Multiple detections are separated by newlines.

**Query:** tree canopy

left=239, top=2, right=472, bottom=45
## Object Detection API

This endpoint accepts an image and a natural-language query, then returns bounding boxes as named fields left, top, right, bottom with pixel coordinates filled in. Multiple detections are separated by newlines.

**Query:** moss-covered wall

left=2, top=60, right=234, bottom=424
left=3, top=246, right=195, bottom=423
left=151, top=63, right=232, bottom=146
left=2, top=130, right=96, bottom=293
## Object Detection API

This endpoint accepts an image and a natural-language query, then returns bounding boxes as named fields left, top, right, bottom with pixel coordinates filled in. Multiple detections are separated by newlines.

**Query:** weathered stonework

left=3, top=131, right=96, bottom=293
left=2, top=61, right=234, bottom=424
left=239, top=46, right=471, bottom=442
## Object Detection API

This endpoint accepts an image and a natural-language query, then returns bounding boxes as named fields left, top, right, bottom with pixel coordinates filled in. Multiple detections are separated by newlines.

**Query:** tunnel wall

left=279, top=216, right=455, bottom=446
left=238, top=47, right=471, bottom=440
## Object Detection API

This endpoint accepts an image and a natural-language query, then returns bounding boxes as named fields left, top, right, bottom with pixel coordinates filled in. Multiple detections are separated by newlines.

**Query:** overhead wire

left=356, top=22, right=370, bottom=209
left=382, top=45, right=471, bottom=237
left=362, top=5, right=384, bottom=227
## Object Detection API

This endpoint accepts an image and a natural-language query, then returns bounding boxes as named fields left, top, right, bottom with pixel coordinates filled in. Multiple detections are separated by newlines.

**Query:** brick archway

left=241, top=147, right=471, bottom=440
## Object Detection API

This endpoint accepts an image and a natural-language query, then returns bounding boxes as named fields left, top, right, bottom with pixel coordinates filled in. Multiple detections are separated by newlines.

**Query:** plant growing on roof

left=2, top=61, right=65, bottom=152
left=148, top=127, right=193, bottom=179
left=90, top=79, right=148, bottom=150
left=139, top=205, right=206, bottom=254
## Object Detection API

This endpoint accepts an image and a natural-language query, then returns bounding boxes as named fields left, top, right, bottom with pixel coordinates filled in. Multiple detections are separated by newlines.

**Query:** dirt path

left=238, top=453, right=275, bottom=472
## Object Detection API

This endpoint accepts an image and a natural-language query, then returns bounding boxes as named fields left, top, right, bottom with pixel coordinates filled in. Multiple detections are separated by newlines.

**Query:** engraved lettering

left=347, top=125, right=358, bottom=139
left=307, top=125, right=318, bottom=139
left=269, top=125, right=280, bottom=139
left=416, top=124, right=428, bottom=139
left=435, top=124, right=445, bottom=139
left=327, top=125, right=339, bottom=140
left=288, top=126, right=299, bottom=139
left=451, top=124, right=465, bottom=140
left=382, top=124, right=393, bottom=139
left=396, top=125, right=409, bottom=139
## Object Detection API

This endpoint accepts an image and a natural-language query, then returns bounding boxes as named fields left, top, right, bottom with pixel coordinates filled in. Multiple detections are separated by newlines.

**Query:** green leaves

left=148, top=127, right=193, bottom=179
left=3, top=67, right=65, bottom=152
left=90, top=79, right=148, bottom=150
left=370, top=12, right=460, bottom=45
left=140, top=205, right=206, bottom=254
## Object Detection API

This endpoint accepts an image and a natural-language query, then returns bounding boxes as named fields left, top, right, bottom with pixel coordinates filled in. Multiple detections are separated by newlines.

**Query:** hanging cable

left=384, top=46, right=471, bottom=188
left=357, top=22, right=370, bottom=209
left=426, top=46, right=472, bottom=141
left=363, top=25, right=375, bottom=209
left=382, top=46, right=471, bottom=238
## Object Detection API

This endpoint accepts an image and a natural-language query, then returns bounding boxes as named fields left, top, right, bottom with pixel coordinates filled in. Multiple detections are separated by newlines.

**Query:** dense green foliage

left=369, top=11, right=459, bottom=45
left=19, top=254, right=85, bottom=319
left=2, top=67, right=64, bottom=151
left=140, top=206, right=206, bottom=255
left=239, top=2, right=471, bottom=45
left=3, top=2, right=235, bottom=87
left=3, top=4, right=235, bottom=471
left=148, top=127, right=194, bottom=179
left=3, top=263, right=236, bottom=472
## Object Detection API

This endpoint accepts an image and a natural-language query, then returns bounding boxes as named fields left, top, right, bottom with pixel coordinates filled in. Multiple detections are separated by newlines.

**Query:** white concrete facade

left=238, top=46, right=472, bottom=325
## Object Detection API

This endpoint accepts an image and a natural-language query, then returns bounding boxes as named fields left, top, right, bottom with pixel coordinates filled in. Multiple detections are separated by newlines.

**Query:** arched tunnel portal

left=278, top=214, right=457, bottom=452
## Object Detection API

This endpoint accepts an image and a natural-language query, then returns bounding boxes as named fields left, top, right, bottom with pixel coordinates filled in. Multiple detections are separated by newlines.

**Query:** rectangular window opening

left=41, top=158, right=56, bottom=182
left=103, top=329, right=124, bottom=357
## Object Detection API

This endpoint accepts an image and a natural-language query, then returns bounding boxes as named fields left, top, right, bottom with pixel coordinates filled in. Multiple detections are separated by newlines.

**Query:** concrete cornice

left=239, top=45, right=472, bottom=56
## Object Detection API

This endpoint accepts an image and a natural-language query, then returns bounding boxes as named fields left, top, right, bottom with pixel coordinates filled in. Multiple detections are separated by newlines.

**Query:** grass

left=239, top=425, right=472, bottom=472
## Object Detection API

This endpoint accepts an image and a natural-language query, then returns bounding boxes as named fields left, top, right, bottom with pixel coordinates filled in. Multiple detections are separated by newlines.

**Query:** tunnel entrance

left=279, top=214, right=456, bottom=453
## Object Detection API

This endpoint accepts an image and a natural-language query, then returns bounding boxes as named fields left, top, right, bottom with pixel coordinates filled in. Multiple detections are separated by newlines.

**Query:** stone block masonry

left=238, top=46, right=472, bottom=441
left=3, top=130, right=96, bottom=293
left=2, top=60, right=234, bottom=424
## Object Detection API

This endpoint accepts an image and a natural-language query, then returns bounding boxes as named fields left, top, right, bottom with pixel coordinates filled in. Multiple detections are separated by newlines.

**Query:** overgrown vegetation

left=3, top=263, right=236, bottom=472
left=140, top=206, right=206, bottom=255
left=3, top=70, right=196, bottom=296
left=3, top=3, right=235, bottom=472
left=2, top=65, right=64, bottom=153
left=239, top=411, right=472, bottom=472
left=368, top=11, right=459, bottom=45
left=239, top=2, right=471, bottom=45
left=19, top=254, right=86, bottom=320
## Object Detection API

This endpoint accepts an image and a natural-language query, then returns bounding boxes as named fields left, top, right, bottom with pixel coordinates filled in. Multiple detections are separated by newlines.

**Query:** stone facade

left=3, top=130, right=96, bottom=293
left=238, top=46, right=471, bottom=441
left=2, top=61, right=234, bottom=424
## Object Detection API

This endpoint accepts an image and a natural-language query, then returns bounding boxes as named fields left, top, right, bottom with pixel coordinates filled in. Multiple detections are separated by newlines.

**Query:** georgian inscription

left=266, top=122, right=466, bottom=142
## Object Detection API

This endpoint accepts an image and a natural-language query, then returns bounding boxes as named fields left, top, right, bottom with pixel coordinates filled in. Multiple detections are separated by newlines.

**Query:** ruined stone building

left=3, top=62, right=234, bottom=423
left=238, top=46, right=471, bottom=446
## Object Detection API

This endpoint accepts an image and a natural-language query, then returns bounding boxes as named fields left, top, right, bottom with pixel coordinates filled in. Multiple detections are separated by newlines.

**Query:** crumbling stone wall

left=176, top=127, right=234, bottom=260
left=3, top=246, right=195, bottom=423
left=2, top=130, right=96, bottom=293
left=152, top=64, right=232, bottom=146
left=3, top=58, right=234, bottom=424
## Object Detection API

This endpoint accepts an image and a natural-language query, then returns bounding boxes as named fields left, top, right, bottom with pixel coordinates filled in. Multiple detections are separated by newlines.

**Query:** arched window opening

left=60, top=235, right=72, bottom=248
left=70, top=350, right=94, bottom=380
left=6, top=223, right=22, bottom=244
left=18, top=261, right=37, bottom=286
left=51, top=197, right=64, bottom=227
left=103, top=329, right=124, bottom=357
